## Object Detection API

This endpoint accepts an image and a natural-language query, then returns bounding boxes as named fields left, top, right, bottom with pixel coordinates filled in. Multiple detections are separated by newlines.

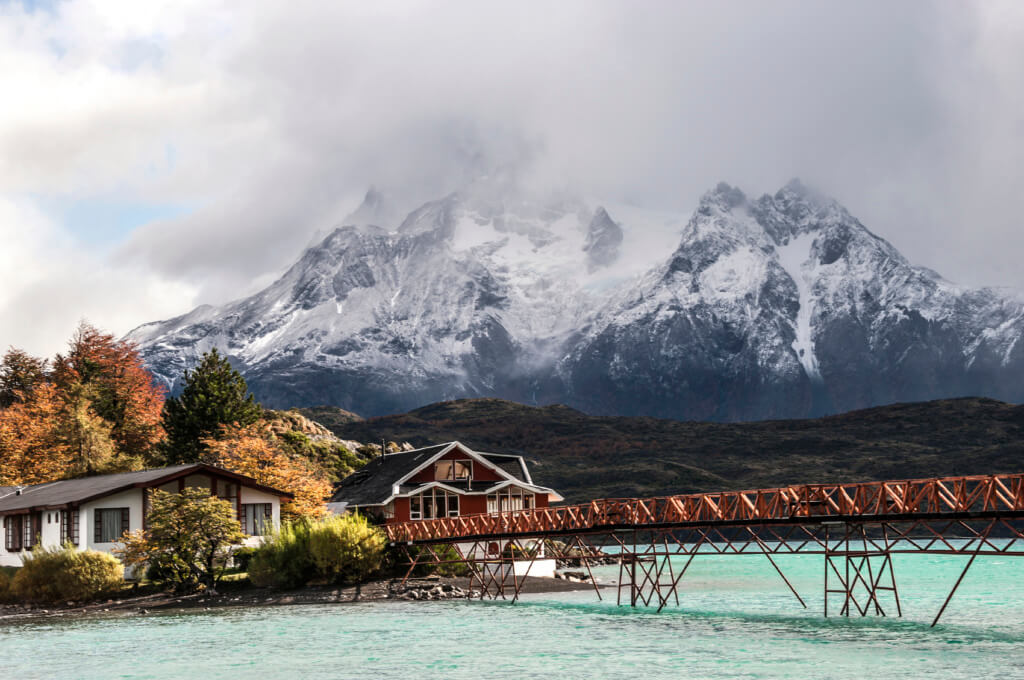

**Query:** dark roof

left=330, top=442, right=557, bottom=506
left=480, top=453, right=531, bottom=483
left=0, top=464, right=292, bottom=513
left=330, top=443, right=451, bottom=506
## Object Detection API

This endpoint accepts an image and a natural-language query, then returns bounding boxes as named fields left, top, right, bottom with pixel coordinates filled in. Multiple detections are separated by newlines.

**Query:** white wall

left=83, top=489, right=145, bottom=552
left=0, top=482, right=284, bottom=570
left=240, top=486, right=282, bottom=528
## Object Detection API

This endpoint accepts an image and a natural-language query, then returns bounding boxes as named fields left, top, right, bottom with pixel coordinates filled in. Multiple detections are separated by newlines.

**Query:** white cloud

left=0, top=197, right=195, bottom=357
left=1, top=1, right=1024, bottom=356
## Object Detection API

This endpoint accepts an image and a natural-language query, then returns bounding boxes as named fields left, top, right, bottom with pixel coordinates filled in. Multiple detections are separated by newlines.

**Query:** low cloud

left=2, top=1, right=1024, bottom=356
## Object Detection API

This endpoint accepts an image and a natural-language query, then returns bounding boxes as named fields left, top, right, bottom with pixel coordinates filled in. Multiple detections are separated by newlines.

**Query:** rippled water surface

left=3, top=551, right=1024, bottom=679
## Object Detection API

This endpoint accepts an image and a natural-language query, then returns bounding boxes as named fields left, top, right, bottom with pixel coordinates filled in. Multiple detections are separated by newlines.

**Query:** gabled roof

left=330, top=443, right=452, bottom=507
left=479, top=452, right=532, bottom=484
left=330, top=441, right=560, bottom=507
left=0, top=464, right=293, bottom=514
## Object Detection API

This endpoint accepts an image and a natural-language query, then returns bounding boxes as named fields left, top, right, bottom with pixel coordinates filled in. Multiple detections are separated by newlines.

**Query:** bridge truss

left=389, top=473, right=1024, bottom=625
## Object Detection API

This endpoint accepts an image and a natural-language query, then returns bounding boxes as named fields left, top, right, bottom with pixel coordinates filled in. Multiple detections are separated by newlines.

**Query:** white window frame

left=434, top=460, right=472, bottom=482
left=487, top=487, right=535, bottom=514
left=408, top=488, right=461, bottom=520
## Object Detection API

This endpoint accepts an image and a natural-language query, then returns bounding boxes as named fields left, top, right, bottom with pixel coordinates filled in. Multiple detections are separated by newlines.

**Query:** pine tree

left=162, top=349, right=262, bottom=464
left=0, top=348, right=48, bottom=408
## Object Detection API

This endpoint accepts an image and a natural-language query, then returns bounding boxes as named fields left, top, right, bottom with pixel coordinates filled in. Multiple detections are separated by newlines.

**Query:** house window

left=409, top=488, right=460, bottom=520
left=435, top=460, right=472, bottom=481
left=240, top=503, right=273, bottom=536
left=215, top=480, right=239, bottom=505
left=22, top=513, right=41, bottom=549
left=61, top=509, right=80, bottom=546
left=4, top=515, right=23, bottom=552
left=487, top=488, right=534, bottom=514
left=94, top=508, right=129, bottom=543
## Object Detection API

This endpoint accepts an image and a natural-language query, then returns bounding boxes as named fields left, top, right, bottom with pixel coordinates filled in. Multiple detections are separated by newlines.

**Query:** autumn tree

left=0, top=383, right=74, bottom=485
left=60, top=385, right=123, bottom=476
left=162, top=349, right=261, bottom=464
left=0, top=348, right=48, bottom=407
left=52, top=322, right=165, bottom=465
left=202, top=423, right=331, bottom=519
left=118, top=488, right=243, bottom=593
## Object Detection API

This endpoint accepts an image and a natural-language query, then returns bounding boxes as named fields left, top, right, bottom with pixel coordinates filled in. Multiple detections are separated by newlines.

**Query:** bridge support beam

left=824, top=523, right=901, bottom=618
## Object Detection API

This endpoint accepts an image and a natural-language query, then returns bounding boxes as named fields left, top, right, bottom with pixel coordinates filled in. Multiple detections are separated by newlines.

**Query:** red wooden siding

left=408, top=448, right=505, bottom=483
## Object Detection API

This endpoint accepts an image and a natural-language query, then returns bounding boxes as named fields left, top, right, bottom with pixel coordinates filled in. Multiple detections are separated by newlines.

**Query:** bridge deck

left=386, top=472, right=1024, bottom=544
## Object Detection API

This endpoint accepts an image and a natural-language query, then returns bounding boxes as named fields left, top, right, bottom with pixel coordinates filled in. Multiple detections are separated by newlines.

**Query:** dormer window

left=435, top=460, right=472, bottom=481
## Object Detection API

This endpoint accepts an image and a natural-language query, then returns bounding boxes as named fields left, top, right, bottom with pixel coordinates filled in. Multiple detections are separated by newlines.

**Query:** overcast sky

left=2, top=1, right=1023, bottom=357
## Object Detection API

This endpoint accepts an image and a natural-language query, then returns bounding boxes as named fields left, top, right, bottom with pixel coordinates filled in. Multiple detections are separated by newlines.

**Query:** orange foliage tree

left=0, top=321, right=168, bottom=484
left=52, top=322, right=166, bottom=464
left=201, top=423, right=331, bottom=519
left=0, top=383, right=75, bottom=485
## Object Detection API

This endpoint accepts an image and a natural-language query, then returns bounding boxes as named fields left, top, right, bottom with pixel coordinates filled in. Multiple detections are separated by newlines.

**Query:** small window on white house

left=4, top=515, right=23, bottom=552
left=60, top=509, right=80, bottom=546
left=435, top=460, right=472, bottom=481
left=94, top=508, right=129, bottom=543
left=240, top=503, right=273, bottom=535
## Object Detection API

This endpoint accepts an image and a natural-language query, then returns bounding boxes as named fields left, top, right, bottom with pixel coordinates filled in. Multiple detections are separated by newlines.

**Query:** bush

left=248, top=520, right=315, bottom=589
left=0, top=568, right=12, bottom=603
left=11, top=545, right=123, bottom=603
left=250, top=514, right=386, bottom=588
left=232, top=546, right=257, bottom=573
left=308, top=514, right=386, bottom=584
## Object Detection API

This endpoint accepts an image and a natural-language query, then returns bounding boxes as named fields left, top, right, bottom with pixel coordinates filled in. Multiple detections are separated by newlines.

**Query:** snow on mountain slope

left=130, top=179, right=1024, bottom=420
left=775, top=232, right=821, bottom=382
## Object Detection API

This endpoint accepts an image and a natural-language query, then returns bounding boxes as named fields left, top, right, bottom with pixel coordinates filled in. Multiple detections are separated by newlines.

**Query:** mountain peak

left=703, top=182, right=748, bottom=210
left=583, top=206, right=623, bottom=271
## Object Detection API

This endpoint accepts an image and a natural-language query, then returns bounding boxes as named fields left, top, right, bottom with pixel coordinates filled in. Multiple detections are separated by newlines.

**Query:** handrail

left=385, top=473, right=1024, bottom=543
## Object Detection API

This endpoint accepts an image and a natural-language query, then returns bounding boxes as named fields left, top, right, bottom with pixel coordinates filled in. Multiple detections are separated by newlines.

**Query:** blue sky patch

left=38, top=195, right=192, bottom=248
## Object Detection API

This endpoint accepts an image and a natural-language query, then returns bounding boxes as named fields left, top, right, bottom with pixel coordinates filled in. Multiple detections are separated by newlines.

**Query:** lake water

left=3, top=551, right=1024, bottom=679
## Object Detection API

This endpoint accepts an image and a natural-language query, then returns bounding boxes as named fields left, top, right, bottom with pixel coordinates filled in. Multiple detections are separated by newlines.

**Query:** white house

left=0, top=463, right=293, bottom=569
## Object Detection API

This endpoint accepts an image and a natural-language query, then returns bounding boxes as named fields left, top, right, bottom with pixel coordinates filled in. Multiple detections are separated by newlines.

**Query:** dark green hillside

left=317, top=397, right=1024, bottom=503
left=294, top=405, right=364, bottom=430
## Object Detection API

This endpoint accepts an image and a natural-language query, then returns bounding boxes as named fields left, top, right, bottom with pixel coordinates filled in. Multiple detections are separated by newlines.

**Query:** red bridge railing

left=385, top=473, right=1024, bottom=543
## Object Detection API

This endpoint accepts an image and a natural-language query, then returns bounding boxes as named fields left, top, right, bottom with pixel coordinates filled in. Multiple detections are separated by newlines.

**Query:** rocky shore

left=0, top=575, right=601, bottom=623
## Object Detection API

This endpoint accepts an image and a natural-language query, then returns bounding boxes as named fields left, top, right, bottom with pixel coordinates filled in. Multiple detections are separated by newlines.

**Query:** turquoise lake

left=3, top=550, right=1023, bottom=679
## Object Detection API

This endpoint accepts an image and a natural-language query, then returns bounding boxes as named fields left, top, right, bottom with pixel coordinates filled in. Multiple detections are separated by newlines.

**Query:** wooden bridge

left=390, top=472, right=1024, bottom=625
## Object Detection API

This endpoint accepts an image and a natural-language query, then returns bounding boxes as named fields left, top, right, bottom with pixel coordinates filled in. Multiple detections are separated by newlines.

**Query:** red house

left=329, top=441, right=563, bottom=523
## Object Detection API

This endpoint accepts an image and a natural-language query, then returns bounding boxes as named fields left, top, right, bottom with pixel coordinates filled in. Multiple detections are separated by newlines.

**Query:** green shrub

left=430, top=544, right=471, bottom=577
left=249, top=514, right=386, bottom=588
left=232, top=546, right=257, bottom=573
left=308, top=513, right=386, bottom=584
left=0, top=568, right=12, bottom=603
left=11, top=545, right=123, bottom=603
left=248, top=520, right=315, bottom=588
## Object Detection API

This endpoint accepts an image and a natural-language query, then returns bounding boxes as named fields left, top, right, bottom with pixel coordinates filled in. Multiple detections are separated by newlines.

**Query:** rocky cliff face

left=129, top=180, right=1024, bottom=420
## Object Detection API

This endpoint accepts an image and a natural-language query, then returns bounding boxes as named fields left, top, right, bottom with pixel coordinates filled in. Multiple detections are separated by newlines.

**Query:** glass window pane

left=99, top=509, right=124, bottom=542
left=435, top=462, right=453, bottom=480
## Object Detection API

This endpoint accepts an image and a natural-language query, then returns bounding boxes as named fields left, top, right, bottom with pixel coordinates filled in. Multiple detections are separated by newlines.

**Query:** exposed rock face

left=582, top=207, right=623, bottom=271
left=128, top=180, right=1024, bottom=421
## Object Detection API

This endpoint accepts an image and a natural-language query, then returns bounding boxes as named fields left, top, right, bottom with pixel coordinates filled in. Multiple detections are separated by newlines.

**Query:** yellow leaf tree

left=0, top=383, right=74, bottom=485
left=201, top=423, right=331, bottom=519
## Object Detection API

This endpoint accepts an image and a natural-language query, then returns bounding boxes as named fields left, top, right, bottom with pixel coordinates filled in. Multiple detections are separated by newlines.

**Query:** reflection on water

left=2, top=551, right=1023, bottom=679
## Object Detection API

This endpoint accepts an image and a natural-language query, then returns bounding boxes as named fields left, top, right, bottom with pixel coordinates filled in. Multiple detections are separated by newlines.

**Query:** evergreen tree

left=162, top=349, right=261, bottom=463
left=0, top=348, right=48, bottom=408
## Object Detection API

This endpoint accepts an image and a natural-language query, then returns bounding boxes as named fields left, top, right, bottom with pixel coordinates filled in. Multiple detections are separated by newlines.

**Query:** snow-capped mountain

left=129, top=179, right=1024, bottom=420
